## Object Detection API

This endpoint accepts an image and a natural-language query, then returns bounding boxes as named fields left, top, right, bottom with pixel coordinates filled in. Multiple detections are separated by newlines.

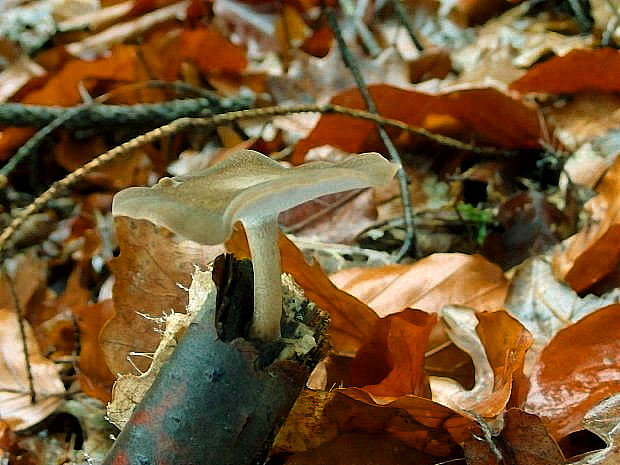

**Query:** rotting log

left=102, top=256, right=329, bottom=465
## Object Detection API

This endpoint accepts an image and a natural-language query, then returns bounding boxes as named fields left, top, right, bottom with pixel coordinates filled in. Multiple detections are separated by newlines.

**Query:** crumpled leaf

left=0, top=308, right=65, bottom=431
left=328, top=388, right=481, bottom=457
left=349, top=309, right=437, bottom=398
left=431, top=306, right=531, bottom=425
left=463, top=409, right=566, bottom=465
left=525, top=304, right=620, bottom=440
left=572, top=393, right=620, bottom=465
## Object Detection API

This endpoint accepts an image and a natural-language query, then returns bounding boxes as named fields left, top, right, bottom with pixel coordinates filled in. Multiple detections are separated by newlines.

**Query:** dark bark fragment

left=103, top=256, right=328, bottom=465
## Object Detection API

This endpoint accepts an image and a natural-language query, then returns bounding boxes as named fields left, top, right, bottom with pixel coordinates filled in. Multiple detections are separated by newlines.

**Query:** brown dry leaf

left=107, top=268, right=213, bottom=429
left=553, top=155, right=620, bottom=291
left=504, top=256, right=620, bottom=364
left=291, top=85, right=544, bottom=163
left=273, top=389, right=339, bottom=454
left=572, top=393, right=620, bottom=465
left=282, top=387, right=467, bottom=465
left=525, top=304, right=620, bottom=440
left=0, top=308, right=65, bottom=431
left=0, top=250, right=47, bottom=317
left=285, top=431, right=445, bottom=465
left=349, top=309, right=437, bottom=398
left=74, top=300, right=116, bottom=403
left=463, top=409, right=567, bottom=465
left=501, top=409, right=566, bottom=464
left=329, top=253, right=508, bottom=319
left=279, top=189, right=378, bottom=244
left=510, top=48, right=620, bottom=94
left=159, top=26, right=248, bottom=80
left=101, top=217, right=223, bottom=375
left=326, top=388, right=481, bottom=458
left=226, top=225, right=379, bottom=356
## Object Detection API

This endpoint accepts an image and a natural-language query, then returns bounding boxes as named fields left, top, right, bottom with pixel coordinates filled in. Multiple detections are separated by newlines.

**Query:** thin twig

left=0, top=103, right=513, bottom=256
left=390, top=0, right=424, bottom=51
left=2, top=263, right=36, bottom=404
left=326, top=7, right=418, bottom=260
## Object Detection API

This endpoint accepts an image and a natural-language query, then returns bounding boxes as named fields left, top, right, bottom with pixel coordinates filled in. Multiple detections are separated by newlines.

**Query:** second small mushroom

left=112, top=149, right=399, bottom=341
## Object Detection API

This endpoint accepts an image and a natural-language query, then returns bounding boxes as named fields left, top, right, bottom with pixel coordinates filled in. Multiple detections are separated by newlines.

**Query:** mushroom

left=112, top=149, right=399, bottom=341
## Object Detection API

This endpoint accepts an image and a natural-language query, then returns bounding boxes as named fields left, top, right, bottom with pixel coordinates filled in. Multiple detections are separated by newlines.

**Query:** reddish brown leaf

left=476, top=310, right=532, bottom=415
left=526, top=304, right=620, bottom=440
left=510, top=48, right=620, bottom=94
left=292, top=85, right=544, bottom=163
left=462, top=409, right=567, bottom=465
left=350, top=309, right=437, bottom=397
left=161, top=26, right=247, bottom=79
left=327, top=388, right=481, bottom=457
left=563, top=224, right=620, bottom=293
left=0, top=45, right=166, bottom=160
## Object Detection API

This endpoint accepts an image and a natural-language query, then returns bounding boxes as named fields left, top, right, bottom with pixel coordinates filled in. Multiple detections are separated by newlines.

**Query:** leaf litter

left=0, top=0, right=618, bottom=463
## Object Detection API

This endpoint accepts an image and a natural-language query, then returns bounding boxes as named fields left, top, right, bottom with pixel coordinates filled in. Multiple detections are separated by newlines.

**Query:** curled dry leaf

left=572, top=393, right=620, bottom=465
left=0, top=309, right=65, bottom=431
left=525, top=304, right=620, bottom=440
left=432, top=306, right=531, bottom=425
left=462, top=409, right=567, bottom=465
left=349, top=309, right=437, bottom=398
left=326, top=388, right=481, bottom=457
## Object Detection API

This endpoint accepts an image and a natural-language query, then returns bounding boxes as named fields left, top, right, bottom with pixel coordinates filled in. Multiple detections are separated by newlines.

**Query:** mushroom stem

left=243, top=216, right=282, bottom=341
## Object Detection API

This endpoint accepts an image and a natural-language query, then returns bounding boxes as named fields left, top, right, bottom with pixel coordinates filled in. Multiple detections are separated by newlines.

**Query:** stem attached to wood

left=243, top=217, right=282, bottom=341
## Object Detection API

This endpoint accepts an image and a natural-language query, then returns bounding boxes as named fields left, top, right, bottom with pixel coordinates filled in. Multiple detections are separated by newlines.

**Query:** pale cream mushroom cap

left=112, top=149, right=399, bottom=244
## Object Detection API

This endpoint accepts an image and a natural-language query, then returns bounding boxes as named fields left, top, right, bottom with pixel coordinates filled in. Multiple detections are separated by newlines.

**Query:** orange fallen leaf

left=526, top=304, right=620, bottom=440
left=510, top=48, right=620, bottom=94
left=329, top=253, right=507, bottom=319
left=74, top=300, right=116, bottom=403
left=553, top=155, right=620, bottom=291
left=350, top=309, right=437, bottom=398
left=292, top=85, right=545, bottom=163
